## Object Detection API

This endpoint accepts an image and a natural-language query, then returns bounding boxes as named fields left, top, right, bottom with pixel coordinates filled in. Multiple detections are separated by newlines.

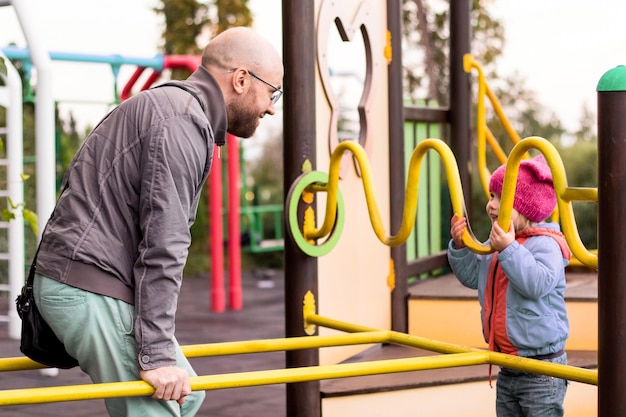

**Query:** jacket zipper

left=488, top=259, right=500, bottom=352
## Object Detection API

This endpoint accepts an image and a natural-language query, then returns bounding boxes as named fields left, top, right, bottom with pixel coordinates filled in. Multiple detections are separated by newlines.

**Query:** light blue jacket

left=447, top=222, right=570, bottom=357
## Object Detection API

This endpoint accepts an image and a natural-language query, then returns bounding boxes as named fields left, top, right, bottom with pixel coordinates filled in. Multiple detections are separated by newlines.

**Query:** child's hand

left=450, top=214, right=466, bottom=249
left=489, top=220, right=515, bottom=251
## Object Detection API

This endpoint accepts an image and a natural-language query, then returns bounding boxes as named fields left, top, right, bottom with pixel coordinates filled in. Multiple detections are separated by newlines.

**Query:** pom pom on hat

left=488, top=155, right=556, bottom=222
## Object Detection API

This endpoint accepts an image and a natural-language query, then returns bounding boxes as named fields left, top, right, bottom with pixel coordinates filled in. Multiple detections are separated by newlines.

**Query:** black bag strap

left=151, top=81, right=225, bottom=147
left=25, top=247, right=39, bottom=287
left=152, top=81, right=207, bottom=112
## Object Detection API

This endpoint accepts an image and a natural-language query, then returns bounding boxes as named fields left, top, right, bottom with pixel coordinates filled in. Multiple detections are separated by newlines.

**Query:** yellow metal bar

left=296, top=134, right=597, bottom=264
left=0, top=356, right=46, bottom=371
left=181, top=331, right=391, bottom=358
left=457, top=54, right=598, bottom=268
left=464, top=54, right=529, bottom=200
left=0, top=332, right=392, bottom=373
left=561, top=187, right=598, bottom=202
left=496, top=137, right=597, bottom=268
left=0, top=314, right=597, bottom=406
left=0, top=352, right=490, bottom=406
left=463, top=53, right=490, bottom=201
left=304, top=138, right=467, bottom=249
left=487, top=351, right=597, bottom=385
left=305, top=313, right=598, bottom=386
left=486, top=127, right=509, bottom=165
left=305, top=313, right=479, bottom=354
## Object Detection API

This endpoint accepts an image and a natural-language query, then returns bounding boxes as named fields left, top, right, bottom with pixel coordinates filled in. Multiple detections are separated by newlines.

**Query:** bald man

left=32, top=27, right=283, bottom=417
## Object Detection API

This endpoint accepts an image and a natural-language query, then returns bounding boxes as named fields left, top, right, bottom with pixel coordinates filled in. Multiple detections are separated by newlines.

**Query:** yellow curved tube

left=301, top=136, right=597, bottom=268
left=305, top=138, right=467, bottom=248
left=496, top=137, right=597, bottom=268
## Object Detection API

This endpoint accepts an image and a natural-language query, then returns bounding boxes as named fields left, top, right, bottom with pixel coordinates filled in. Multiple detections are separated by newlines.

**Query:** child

left=447, top=155, right=571, bottom=417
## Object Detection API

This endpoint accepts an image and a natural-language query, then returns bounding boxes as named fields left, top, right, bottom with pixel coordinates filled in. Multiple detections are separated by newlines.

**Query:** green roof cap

left=597, top=65, right=626, bottom=92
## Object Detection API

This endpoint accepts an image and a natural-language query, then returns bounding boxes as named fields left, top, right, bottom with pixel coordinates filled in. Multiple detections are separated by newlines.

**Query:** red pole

left=209, top=154, right=225, bottom=312
left=227, top=134, right=242, bottom=310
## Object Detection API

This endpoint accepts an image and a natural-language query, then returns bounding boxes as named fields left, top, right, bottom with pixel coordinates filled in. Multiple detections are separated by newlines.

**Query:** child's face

left=486, top=192, right=523, bottom=226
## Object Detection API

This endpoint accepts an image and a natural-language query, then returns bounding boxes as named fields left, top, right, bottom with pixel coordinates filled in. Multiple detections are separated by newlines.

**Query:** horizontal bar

left=1, top=46, right=163, bottom=70
left=0, top=352, right=489, bottom=406
left=0, top=316, right=597, bottom=407
left=404, top=105, right=449, bottom=123
left=405, top=250, right=448, bottom=276
left=561, top=187, right=598, bottom=202
left=305, top=314, right=598, bottom=385
left=0, top=331, right=393, bottom=372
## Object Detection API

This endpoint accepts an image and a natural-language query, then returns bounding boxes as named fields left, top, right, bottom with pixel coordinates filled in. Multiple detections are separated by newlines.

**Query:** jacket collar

left=186, top=65, right=228, bottom=146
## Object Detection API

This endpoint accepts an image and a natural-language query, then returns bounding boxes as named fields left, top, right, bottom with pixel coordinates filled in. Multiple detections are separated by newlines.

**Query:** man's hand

left=140, top=366, right=191, bottom=405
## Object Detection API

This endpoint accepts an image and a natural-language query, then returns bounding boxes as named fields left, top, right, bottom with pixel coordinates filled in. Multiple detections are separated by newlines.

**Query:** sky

left=0, top=0, right=624, bottom=137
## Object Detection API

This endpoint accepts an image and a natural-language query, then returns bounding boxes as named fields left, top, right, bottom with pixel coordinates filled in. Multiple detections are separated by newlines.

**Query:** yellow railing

left=0, top=312, right=597, bottom=407
left=288, top=137, right=597, bottom=268
left=463, top=55, right=598, bottom=268
left=0, top=56, right=599, bottom=408
left=463, top=53, right=526, bottom=200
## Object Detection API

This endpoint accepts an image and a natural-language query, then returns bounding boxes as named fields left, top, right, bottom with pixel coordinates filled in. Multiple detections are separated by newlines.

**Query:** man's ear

left=231, top=68, right=247, bottom=95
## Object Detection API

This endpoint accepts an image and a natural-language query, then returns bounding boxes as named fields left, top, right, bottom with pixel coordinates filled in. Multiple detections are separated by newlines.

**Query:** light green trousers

left=33, top=274, right=205, bottom=417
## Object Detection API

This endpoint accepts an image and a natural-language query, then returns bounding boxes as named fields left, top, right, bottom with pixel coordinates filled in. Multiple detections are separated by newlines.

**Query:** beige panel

left=314, top=0, right=391, bottom=366
left=408, top=299, right=488, bottom=348
left=322, top=380, right=596, bottom=417
left=409, top=299, right=598, bottom=351
left=566, top=301, right=598, bottom=350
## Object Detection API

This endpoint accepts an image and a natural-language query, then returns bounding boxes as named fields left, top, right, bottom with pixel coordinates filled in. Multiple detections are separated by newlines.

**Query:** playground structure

left=0, top=0, right=624, bottom=416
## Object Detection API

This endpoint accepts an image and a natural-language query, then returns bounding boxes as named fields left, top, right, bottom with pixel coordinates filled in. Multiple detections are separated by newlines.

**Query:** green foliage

left=212, top=0, right=253, bottom=35
left=557, top=140, right=597, bottom=249
left=154, top=0, right=253, bottom=55
left=154, top=0, right=209, bottom=55
left=2, top=193, right=38, bottom=237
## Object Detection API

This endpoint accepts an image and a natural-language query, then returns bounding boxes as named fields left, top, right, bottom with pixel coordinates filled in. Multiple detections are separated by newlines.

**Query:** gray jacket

left=36, top=66, right=227, bottom=370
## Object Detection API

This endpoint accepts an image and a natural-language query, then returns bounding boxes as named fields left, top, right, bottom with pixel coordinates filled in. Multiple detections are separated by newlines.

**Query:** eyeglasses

left=229, top=68, right=283, bottom=105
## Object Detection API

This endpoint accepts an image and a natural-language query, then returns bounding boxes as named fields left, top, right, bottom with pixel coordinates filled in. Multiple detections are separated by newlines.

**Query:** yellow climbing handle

left=297, top=136, right=597, bottom=267
left=497, top=136, right=597, bottom=267
left=464, top=53, right=527, bottom=200
left=304, top=138, right=482, bottom=249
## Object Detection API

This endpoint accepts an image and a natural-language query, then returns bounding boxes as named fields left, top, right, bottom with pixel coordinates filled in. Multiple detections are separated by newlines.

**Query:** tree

left=154, top=0, right=253, bottom=56
left=402, top=0, right=505, bottom=105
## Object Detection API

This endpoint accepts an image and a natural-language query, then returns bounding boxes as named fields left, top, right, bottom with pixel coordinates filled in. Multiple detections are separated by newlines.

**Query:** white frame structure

left=1, top=0, right=56, bottom=339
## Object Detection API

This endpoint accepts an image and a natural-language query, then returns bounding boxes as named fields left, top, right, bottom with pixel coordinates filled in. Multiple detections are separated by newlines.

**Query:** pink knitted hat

left=488, top=155, right=556, bottom=222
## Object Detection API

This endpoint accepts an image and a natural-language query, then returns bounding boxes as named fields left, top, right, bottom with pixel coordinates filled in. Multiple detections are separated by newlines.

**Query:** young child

left=447, top=155, right=571, bottom=417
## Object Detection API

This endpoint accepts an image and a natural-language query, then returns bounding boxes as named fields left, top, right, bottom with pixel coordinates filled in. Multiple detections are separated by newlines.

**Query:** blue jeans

left=33, top=274, right=205, bottom=417
left=496, top=353, right=568, bottom=417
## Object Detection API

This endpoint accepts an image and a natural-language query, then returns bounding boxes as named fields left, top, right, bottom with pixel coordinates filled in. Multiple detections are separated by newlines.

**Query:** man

left=32, top=26, right=283, bottom=416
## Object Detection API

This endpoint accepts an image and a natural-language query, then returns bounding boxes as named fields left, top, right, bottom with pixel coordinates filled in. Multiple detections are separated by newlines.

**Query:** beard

left=226, top=99, right=260, bottom=139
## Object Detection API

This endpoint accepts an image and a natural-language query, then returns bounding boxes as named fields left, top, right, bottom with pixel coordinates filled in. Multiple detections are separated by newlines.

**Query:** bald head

left=200, top=27, right=283, bottom=138
left=202, top=27, right=281, bottom=75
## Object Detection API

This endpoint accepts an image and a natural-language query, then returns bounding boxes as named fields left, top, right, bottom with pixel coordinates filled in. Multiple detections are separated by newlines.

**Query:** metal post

left=597, top=65, right=626, bottom=416
left=449, top=0, right=472, bottom=208
left=282, top=1, right=320, bottom=417
left=387, top=0, right=408, bottom=332
left=227, top=134, right=242, bottom=310
left=12, top=0, right=57, bottom=238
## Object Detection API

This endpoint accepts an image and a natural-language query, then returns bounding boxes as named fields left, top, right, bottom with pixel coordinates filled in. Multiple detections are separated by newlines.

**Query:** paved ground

left=0, top=270, right=287, bottom=417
